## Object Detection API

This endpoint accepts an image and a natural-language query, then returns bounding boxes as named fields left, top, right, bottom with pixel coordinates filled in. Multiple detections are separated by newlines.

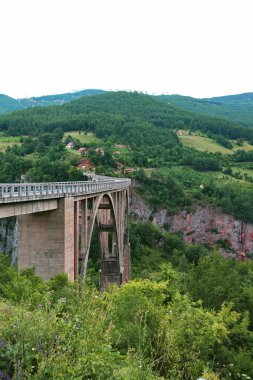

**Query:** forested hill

left=0, top=91, right=252, bottom=142
left=2, top=88, right=253, bottom=127
left=0, top=94, right=24, bottom=114
left=157, top=92, right=253, bottom=127
left=0, top=89, right=104, bottom=114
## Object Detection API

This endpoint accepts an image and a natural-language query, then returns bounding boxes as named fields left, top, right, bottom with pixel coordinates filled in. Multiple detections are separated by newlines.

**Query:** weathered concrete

left=0, top=199, right=58, bottom=219
left=18, top=197, right=75, bottom=281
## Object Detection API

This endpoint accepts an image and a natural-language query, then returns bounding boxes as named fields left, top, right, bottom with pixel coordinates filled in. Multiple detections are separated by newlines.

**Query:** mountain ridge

left=0, top=89, right=105, bottom=114
left=157, top=92, right=253, bottom=126
left=1, top=89, right=253, bottom=126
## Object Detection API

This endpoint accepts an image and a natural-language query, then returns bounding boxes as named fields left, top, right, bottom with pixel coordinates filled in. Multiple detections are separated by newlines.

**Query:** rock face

left=129, top=192, right=253, bottom=259
left=0, top=217, right=18, bottom=263
left=129, top=188, right=152, bottom=221
left=153, top=206, right=253, bottom=259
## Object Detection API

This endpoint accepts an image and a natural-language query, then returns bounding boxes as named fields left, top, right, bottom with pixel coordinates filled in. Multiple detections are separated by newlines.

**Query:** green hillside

left=157, top=92, right=253, bottom=127
left=178, top=130, right=253, bottom=154
left=0, top=89, right=105, bottom=114
left=0, top=94, right=24, bottom=114
left=2, top=88, right=253, bottom=127
left=0, top=91, right=250, bottom=141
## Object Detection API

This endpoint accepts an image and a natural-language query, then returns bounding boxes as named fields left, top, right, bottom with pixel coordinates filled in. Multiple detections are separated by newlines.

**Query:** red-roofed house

left=77, top=159, right=92, bottom=170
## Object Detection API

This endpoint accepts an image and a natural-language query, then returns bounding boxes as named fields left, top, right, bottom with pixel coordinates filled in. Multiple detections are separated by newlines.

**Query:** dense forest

left=2, top=89, right=253, bottom=127
left=1, top=90, right=253, bottom=378
left=157, top=92, right=253, bottom=127
left=1, top=91, right=253, bottom=141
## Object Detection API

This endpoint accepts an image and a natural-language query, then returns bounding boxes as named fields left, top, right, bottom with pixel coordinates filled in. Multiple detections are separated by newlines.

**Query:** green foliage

left=0, top=250, right=252, bottom=379
left=157, top=92, right=253, bottom=127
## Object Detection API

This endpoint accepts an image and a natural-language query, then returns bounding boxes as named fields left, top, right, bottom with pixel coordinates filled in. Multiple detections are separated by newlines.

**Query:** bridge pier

left=17, top=188, right=130, bottom=288
left=18, top=197, right=76, bottom=281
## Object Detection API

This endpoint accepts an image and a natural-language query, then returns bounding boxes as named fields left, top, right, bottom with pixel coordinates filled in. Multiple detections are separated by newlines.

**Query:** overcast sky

left=0, top=0, right=252, bottom=99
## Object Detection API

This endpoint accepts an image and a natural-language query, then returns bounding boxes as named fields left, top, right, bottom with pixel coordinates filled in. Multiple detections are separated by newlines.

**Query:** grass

left=178, top=131, right=253, bottom=154
left=179, top=133, right=232, bottom=154
left=0, top=134, right=21, bottom=152
left=232, top=141, right=253, bottom=152
left=232, top=166, right=253, bottom=177
left=63, top=131, right=101, bottom=145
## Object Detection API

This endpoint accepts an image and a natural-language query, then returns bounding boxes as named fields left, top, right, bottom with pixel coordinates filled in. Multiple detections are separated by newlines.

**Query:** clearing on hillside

left=178, top=131, right=253, bottom=154
left=0, top=134, right=21, bottom=152
left=63, top=131, right=101, bottom=145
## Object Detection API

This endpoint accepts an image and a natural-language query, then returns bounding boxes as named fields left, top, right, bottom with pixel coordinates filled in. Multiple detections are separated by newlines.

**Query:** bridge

left=0, top=175, right=131, bottom=289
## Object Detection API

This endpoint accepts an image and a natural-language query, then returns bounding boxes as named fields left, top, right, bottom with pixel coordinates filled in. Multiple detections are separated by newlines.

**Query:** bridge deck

left=0, top=177, right=131, bottom=204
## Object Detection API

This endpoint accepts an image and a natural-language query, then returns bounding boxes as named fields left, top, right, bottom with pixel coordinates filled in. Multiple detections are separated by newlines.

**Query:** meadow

left=0, top=133, right=21, bottom=152
left=178, top=131, right=253, bottom=154
left=63, top=131, right=101, bottom=145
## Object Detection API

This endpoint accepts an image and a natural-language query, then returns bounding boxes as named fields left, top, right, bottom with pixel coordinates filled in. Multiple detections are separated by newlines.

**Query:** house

left=113, top=150, right=121, bottom=155
left=95, top=147, right=104, bottom=156
left=77, top=158, right=92, bottom=170
left=176, top=130, right=184, bottom=136
left=66, top=141, right=74, bottom=148
left=78, top=147, right=89, bottom=156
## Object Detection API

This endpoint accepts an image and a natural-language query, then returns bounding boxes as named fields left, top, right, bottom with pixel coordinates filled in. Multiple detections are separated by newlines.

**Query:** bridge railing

left=0, top=179, right=131, bottom=203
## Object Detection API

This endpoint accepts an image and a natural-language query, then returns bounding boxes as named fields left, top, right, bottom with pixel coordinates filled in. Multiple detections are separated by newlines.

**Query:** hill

left=0, top=94, right=24, bottom=114
left=0, top=90, right=252, bottom=141
left=157, top=92, right=253, bottom=127
left=0, top=89, right=104, bottom=114
left=2, top=88, right=253, bottom=127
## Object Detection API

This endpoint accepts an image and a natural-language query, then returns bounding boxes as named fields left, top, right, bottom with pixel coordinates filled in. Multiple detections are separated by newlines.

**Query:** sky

left=0, top=0, right=253, bottom=99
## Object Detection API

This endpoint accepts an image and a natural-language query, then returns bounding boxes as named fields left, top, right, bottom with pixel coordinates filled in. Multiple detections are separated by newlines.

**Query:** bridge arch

left=77, top=187, right=130, bottom=289
left=79, top=192, right=120, bottom=285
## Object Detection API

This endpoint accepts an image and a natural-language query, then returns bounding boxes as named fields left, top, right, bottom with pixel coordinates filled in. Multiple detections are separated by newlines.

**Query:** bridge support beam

left=18, top=197, right=76, bottom=281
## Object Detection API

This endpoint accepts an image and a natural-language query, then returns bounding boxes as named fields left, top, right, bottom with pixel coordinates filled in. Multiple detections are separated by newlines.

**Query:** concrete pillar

left=18, top=197, right=75, bottom=281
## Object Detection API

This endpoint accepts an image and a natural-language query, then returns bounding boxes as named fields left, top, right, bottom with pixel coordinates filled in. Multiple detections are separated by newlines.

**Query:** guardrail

left=0, top=178, right=131, bottom=203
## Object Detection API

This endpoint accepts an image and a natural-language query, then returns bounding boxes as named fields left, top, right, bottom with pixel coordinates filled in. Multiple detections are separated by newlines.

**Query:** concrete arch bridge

left=0, top=175, right=131, bottom=289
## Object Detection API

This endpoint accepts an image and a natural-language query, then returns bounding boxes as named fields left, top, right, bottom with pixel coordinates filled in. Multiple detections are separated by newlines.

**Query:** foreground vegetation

left=0, top=221, right=253, bottom=380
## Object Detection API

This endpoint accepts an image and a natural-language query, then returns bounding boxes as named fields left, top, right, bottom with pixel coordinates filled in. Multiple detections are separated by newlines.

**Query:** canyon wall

left=0, top=217, right=18, bottom=263
left=130, top=190, right=253, bottom=259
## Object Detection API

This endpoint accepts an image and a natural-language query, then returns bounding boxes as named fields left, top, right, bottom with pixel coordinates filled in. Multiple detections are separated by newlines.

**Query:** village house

left=66, top=141, right=74, bottom=148
left=78, top=147, right=89, bottom=156
left=95, top=147, right=104, bottom=156
left=113, top=150, right=121, bottom=155
left=77, top=158, right=92, bottom=171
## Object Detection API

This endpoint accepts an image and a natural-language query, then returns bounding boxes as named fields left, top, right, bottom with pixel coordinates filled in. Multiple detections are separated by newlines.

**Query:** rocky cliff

left=0, top=217, right=18, bottom=263
left=130, top=191, right=253, bottom=259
